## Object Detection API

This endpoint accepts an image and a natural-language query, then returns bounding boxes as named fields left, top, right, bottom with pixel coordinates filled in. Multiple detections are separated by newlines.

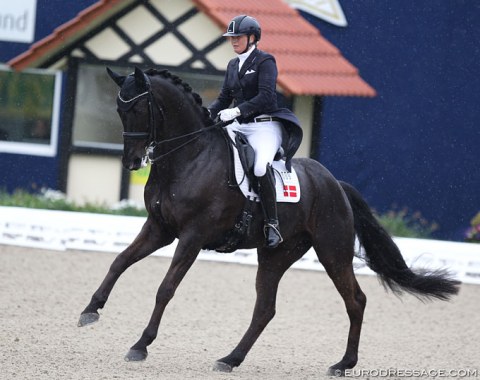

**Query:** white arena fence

left=1, top=206, right=479, bottom=285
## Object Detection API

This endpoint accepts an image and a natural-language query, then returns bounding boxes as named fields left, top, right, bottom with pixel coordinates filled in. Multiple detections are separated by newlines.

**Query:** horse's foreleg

left=78, top=218, right=174, bottom=327
left=213, top=259, right=285, bottom=372
left=124, top=236, right=202, bottom=362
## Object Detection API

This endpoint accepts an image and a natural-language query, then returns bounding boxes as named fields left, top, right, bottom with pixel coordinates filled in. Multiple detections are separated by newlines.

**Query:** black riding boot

left=257, top=165, right=283, bottom=248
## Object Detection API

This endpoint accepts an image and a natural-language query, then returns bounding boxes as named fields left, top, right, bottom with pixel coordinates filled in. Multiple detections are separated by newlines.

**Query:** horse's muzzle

left=123, top=156, right=144, bottom=171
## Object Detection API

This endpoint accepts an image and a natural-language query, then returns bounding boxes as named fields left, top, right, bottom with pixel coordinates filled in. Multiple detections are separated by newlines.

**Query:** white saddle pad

left=227, top=129, right=300, bottom=203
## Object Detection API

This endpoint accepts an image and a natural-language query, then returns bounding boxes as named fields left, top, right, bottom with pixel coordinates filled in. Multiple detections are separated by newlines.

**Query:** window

left=72, top=64, right=224, bottom=151
left=0, top=66, right=61, bottom=156
left=72, top=64, right=129, bottom=150
left=174, top=71, right=224, bottom=106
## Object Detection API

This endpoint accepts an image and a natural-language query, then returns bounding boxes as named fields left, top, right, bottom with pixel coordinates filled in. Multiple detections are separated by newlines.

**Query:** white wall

left=293, top=95, right=314, bottom=158
left=66, top=154, right=122, bottom=205
left=1, top=206, right=479, bottom=284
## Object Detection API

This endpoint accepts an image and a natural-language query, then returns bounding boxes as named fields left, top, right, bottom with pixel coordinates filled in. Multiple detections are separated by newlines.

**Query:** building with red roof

left=4, top=0, right=374, bottom=205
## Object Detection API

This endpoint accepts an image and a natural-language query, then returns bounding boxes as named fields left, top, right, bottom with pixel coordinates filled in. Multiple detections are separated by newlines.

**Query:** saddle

left=202, top=128, right=300, bottom=253
left=234, top=131, right=258, bottom=192
left=227, top=129, right=300, bottom=203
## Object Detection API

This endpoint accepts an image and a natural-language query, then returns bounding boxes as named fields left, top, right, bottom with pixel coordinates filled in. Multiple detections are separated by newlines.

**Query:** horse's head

left=107, top=66, right=156, bottom=170
left=108, top=66, right=213, bottom=170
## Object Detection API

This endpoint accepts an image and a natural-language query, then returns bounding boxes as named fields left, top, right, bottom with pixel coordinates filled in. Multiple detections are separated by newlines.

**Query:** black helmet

left=223, top=15, right=261, bottom=42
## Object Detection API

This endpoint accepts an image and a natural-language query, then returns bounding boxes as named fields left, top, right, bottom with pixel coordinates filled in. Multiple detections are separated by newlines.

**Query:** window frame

left=0, top=66, right=62, bottom=157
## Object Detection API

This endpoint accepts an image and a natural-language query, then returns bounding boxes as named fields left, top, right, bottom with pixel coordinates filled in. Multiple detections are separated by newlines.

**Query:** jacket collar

left=238, top=48, right=258, bottom=78
left=237, top=45, right=255, bottom=69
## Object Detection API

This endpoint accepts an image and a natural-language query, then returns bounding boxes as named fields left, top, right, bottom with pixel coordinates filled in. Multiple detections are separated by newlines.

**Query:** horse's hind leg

left=213, top=264, right=282, bottom=372
left=78, top=218, right=174, bottom=327
left=317, top=247, right=367, bottom=376
left=214, top=238, right=310, bottom=372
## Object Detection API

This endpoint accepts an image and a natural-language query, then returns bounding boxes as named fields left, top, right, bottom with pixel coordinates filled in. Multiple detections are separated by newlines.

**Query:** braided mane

left=144, top=68, right=214, bottom=126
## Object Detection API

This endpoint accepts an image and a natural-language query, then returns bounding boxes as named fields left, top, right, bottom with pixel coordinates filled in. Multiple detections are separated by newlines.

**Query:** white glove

left=218, top=107, right=241, bottom=122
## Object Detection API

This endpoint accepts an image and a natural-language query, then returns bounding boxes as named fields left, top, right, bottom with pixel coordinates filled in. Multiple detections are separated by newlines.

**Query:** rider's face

left=228, top=35, right=251, bottom=54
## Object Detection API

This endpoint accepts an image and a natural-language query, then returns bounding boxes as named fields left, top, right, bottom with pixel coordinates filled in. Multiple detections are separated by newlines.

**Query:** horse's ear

left=134, top=66, right=148, bottom=90
left=106, top=67, right=126, bottom=87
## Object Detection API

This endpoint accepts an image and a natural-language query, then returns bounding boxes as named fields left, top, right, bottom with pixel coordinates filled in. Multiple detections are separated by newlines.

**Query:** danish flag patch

left=283, top=185, right=298, bottom=198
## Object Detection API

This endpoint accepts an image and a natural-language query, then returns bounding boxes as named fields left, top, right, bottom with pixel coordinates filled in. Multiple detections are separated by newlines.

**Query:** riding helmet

left=223, top=15, right=261, bottom=42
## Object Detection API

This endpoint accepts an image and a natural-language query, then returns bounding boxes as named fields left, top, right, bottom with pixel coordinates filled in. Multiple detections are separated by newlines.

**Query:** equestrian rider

left=209, top=15, right=303, bottom=249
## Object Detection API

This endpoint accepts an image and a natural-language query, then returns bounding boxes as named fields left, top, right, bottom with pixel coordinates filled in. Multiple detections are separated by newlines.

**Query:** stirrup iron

left=263, top=221, right=283, bottom=248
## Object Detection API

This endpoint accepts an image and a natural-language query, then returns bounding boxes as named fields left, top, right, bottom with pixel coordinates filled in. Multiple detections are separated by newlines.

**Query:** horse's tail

left=339, top=181, right=460, bottom=301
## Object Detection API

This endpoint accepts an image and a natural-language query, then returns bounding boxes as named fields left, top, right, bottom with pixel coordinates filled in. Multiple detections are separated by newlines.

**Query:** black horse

left=78, top=67, right=460, bottom=375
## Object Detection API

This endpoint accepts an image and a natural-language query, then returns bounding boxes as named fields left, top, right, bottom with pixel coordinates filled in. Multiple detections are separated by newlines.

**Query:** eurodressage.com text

left=341, top=368, right=478, bottom=378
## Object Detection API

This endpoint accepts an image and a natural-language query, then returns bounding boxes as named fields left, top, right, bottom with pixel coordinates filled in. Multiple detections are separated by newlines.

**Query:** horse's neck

left=152, top=127, right=224, bottom=175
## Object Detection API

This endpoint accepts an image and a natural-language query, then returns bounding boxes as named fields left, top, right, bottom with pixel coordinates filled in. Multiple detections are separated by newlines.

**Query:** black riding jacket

left=209, top=48, right=303, bottom=171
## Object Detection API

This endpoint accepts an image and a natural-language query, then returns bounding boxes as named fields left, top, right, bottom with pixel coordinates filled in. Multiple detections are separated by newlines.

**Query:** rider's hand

left=218, top=107, right=241, bottom=122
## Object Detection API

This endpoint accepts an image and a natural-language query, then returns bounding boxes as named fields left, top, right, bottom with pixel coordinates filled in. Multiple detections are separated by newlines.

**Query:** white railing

left=1, top=206, right=479, bottom=284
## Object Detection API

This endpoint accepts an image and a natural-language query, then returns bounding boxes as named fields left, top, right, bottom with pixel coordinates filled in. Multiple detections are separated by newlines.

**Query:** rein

left=148, top=122, right=222, bottom=162
left=118, top=74, right=224, bottom=163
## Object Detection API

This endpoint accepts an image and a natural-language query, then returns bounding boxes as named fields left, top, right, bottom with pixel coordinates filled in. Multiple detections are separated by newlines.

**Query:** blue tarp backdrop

left=303, top=1, right=479, bottom=241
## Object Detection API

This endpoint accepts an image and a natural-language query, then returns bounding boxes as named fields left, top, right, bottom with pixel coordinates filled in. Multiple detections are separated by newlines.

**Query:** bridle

left=118, top=90, right=151, bottom=141
left=117, top=72, right=221, bottom=163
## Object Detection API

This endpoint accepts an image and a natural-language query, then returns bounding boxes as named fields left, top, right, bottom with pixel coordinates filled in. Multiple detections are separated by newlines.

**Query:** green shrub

left=375, top=207, right=438, bottom=239
left=465, top=212, right=480, bottom=243
left=0, top=188, right=147, bottom=217
left=0, top=189, right=440, bottom=238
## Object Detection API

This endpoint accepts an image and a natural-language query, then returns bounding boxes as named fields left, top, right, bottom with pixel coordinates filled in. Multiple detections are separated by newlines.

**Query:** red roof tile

left=279, top=74, right=375, bottom=97
left=261, top=34, right=339, bottom=55
left=8, top=0, right=129, bottom=71
left=193, top=0, right=376, bottom=97
left=9, top=0, right=376, bottom=97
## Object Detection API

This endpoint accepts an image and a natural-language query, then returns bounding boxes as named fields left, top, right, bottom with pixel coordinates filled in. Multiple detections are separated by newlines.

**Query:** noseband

left=117, top=73, right=221, bottom=162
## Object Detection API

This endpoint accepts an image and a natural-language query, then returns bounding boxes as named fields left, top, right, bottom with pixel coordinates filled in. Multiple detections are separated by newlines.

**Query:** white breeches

left=228, top=118, right=283, bottom=177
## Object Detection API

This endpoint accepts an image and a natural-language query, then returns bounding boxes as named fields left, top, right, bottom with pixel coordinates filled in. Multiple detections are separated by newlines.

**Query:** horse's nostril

left=122, top=156, right=143, bottom=171
left=132, top=158, right=143, bottom=170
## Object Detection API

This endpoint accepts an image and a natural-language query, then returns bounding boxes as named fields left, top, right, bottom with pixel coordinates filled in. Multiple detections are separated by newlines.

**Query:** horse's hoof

left=212, top=361, right=233, bottom=372
left=77, top=312, right=99, bottom=327
left=124, top=348, right=148, bottom=362
left=327, top=367, right=345, bottom=377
